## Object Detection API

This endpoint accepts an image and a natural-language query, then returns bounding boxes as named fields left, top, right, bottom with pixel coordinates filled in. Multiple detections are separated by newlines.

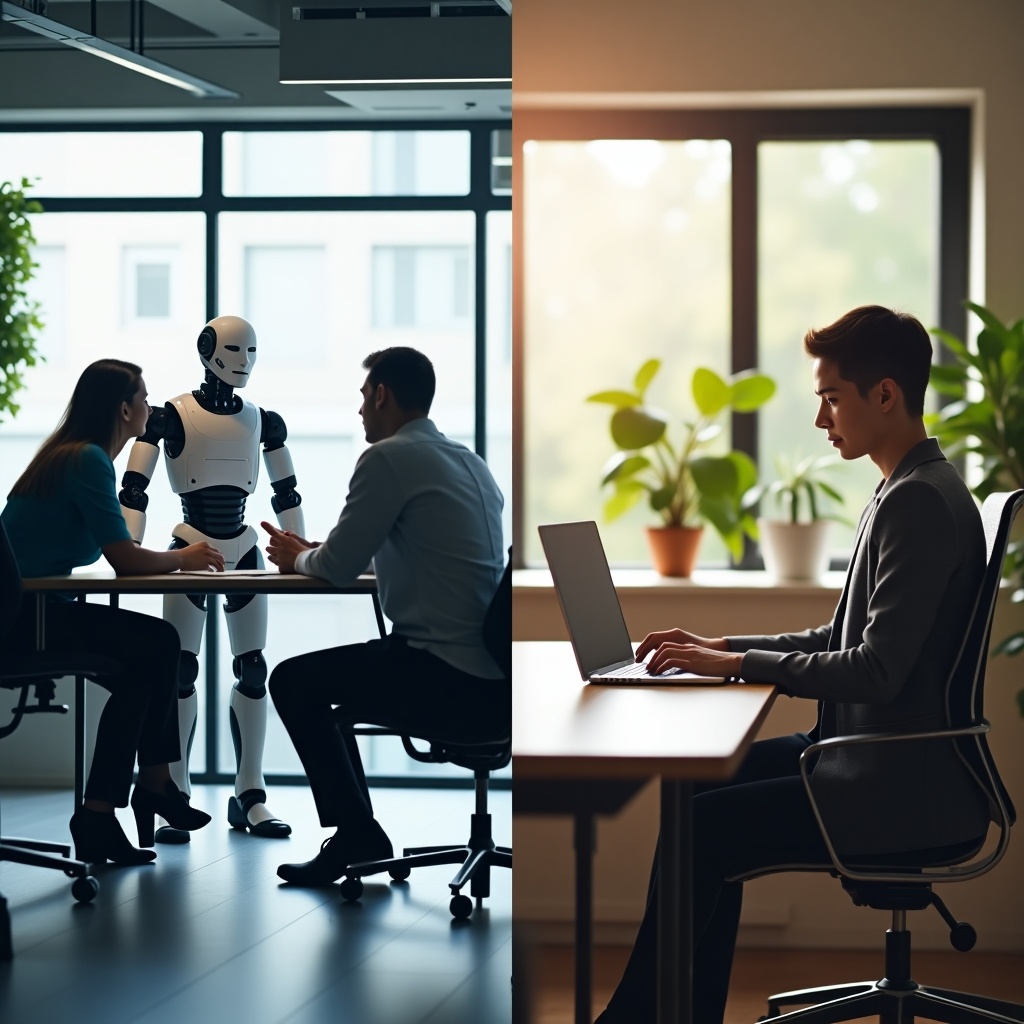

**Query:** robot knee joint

left=232, top=650, right=267, bottom=698
left=178, top=651, right=199, bottom=698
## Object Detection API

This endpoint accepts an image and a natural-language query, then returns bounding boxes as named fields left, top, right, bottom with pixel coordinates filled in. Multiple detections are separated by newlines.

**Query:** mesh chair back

left=482, top=547, right=512, bottom=682
left=0, top=521, right=25, bottom=648
left=946, top=490, right=1024, bottom=828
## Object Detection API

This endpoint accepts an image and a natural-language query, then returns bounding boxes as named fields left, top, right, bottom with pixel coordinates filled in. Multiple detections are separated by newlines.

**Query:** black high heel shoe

left=131, top=783, right=212, bottom=847
left=70, top=807, right=156, bottom=866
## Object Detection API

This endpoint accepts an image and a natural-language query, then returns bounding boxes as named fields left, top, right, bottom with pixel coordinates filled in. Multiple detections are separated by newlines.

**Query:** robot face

left=197, top=315, right=257, bottom=389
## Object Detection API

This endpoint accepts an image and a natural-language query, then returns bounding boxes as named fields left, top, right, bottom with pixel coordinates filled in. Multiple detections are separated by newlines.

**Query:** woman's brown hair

left=8, top=358, right=143, bottom=500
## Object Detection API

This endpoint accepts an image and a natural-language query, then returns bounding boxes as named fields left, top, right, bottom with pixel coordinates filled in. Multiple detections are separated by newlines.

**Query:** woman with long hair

left=1, top=359, right=225, bottom=865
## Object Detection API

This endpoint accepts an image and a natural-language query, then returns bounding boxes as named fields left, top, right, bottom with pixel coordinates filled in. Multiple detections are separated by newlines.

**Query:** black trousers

left=269, top=633, right=509, bottom=833
left=598, top=733, right=832, bottom=1024
left=10, top=599, right=181, bottom=807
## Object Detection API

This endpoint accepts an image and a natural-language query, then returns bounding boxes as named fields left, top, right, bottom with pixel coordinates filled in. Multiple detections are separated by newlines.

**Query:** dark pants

left=10, top=599, right=181, bottom=807
left=598, top=733, right=832, bottom=1024
left=269, top=634, right=509, bottom=834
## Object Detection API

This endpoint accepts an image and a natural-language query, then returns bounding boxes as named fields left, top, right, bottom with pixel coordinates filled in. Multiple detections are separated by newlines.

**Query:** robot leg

left=224, top=586, right=291, bottom=838
left=158, top=590, right=207, bottom=845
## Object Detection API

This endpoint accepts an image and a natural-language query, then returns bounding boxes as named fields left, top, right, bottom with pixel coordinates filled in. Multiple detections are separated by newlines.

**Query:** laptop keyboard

left=594, top=661, right=681, bottom=680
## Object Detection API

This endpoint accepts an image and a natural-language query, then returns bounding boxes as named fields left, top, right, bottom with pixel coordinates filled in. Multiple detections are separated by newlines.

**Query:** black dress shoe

left=228, top=789, right=292, bottom=838
left=131, top=782, right=212, bottom=847
left=70, top=807, right=157, bottom=866
left=277, top=822, right=393, bottom=886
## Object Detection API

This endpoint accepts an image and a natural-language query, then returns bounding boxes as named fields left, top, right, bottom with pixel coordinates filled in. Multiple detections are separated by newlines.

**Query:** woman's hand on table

left=178, top=542, right=225, bottom=572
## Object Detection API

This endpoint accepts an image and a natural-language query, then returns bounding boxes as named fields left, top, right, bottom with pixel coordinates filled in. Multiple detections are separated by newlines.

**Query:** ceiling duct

left=281, top=1, right=511, bottom=85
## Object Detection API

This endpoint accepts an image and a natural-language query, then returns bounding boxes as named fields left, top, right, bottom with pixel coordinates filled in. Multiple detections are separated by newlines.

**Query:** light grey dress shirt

left=295, top=418, right=505, bottom=680
left=727, top=439, right=991, bottom=856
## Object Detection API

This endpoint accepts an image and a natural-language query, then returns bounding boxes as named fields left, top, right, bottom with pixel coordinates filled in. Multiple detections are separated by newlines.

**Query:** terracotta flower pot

left=645, top=525, right=703, bottom=578
left=758, top=518, right=830, bottom=582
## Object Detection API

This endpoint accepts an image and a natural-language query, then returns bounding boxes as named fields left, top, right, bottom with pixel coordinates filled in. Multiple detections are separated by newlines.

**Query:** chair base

left=0, top=836, right=99, bottom=960
left=342, top=810, right=512, bottom=918
left=765, top=978, right=1024, bottom=1024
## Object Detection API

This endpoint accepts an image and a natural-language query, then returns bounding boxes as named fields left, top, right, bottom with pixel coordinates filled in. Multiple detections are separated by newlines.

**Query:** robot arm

left=261, top=409, right=305, bottom=536
left=118, top=406, right=169, bottom=543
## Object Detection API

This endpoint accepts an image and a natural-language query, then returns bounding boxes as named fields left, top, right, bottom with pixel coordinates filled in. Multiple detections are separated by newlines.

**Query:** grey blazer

left=729, top=438, right=991, bottom=856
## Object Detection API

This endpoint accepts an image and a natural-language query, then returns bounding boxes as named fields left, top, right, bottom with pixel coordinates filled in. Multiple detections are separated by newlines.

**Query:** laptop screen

left=538, top=521, right=635, bottom=679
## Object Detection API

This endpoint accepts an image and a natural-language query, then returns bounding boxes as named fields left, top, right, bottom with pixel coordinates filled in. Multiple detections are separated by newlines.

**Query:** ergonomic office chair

left=738, top=490, right=1024, bottom=1024
left=340, top=550, right=512, bottom=920
left=0, top=521, right=103, bottom=960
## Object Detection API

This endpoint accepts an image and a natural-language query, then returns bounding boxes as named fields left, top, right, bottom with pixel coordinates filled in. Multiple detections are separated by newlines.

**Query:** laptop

left=538, top=520, right=724, bottom=685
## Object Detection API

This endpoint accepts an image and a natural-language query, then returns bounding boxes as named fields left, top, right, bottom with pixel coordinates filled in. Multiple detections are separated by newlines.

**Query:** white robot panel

left=166, top=393, right=261, bottom=495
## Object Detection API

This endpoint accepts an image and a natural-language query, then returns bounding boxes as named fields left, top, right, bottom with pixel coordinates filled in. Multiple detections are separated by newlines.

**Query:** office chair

left=0, top=521, right=103, bottom=960
left=737, top=490, right=1024, bottom=1024
left=340, top=550, right=512, bottom=920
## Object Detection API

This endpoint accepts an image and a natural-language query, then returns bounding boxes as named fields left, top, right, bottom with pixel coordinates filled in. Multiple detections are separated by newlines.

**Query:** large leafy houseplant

left=0, top=177, right=44, bottom=421
left=927, top=301, right=1024, bottom=713
left=586, top=359, right=775, bottom=563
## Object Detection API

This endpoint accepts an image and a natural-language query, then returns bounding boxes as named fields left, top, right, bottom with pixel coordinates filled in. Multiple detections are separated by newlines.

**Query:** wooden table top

left=512, top=641, right=776, bottom=781
left=22, top=570, right=377, bottom=596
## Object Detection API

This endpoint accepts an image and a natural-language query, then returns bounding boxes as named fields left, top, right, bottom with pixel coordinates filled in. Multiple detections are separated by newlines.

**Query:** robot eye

left=248, top=347, right=256, bottom=352
left=224, top=345, right=241, bottom=352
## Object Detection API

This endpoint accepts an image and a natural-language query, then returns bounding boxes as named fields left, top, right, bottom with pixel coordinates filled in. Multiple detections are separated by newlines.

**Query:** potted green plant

left=586, top=359, right=775, bottom=576
left=0, top=177, right=44, bottom=421
left=928, top=300, right=1024, bottom=712
left=754, top=454, right=847, bottom=582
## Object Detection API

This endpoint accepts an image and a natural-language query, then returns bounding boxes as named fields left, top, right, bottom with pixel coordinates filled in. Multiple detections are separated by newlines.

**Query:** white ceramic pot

left=758, top=518, right=831, bottom=582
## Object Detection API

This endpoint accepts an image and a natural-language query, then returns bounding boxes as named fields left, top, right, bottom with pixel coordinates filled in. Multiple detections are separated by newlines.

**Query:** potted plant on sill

left=754, top=454, right=847, bottom=582
left=928, top=300, right=1024, bottom=713
left=586, top=359, right=775, bottom=577
left=0, top=177, right=45, bottom=421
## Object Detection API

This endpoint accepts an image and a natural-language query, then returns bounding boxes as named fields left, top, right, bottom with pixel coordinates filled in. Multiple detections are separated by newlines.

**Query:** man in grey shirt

left=597, top=306, right=992, bottom=1024
left=262, top=347, right=506, bottom=884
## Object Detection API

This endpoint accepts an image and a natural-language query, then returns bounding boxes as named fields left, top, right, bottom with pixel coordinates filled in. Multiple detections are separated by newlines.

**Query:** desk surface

left=512, top=641, right=776, bottom=781
left=22, top=570, right=376, bottom=596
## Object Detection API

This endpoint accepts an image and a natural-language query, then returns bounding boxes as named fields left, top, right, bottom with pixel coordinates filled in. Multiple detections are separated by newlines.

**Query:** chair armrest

left=797, top=723, right=1011, bottom=884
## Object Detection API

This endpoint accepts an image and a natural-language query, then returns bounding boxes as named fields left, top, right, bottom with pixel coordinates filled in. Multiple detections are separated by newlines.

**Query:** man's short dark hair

left=362, top=347, right=436, bottom=414
left=803, top=305, right=932, bottom=416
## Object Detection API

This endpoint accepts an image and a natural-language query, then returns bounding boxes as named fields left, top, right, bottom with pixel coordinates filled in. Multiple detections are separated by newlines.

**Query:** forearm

left=103, top=540, right=184, bottom=576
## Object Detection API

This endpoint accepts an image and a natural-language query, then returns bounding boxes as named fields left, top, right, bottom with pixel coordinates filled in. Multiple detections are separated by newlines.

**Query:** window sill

left=513, top=567, right=846, bottom=595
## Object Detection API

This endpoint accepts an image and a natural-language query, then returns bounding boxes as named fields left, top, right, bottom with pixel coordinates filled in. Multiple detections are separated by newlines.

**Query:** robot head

left=197, top=315, right=257, bottom=389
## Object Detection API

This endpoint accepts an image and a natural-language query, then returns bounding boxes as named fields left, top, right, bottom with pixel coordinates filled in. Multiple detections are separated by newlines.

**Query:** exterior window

left=122, top=245, right=179, bottom=326
left=373, top=245, right=473, bottom=329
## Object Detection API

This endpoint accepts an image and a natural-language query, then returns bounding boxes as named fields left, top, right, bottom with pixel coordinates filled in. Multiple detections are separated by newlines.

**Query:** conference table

left=512, top=641, right=776, bottom=1024
left=21, top=569, right=383, bottom=806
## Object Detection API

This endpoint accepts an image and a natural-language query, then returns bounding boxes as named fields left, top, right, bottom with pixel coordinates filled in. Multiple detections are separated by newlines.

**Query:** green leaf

left=650, top=485, right=676, bottom=511
left=729, top=372, right=776, bottom=412
left=692, top=367, right=730, bottom=417
left=727, top=450, right=758, bottom=495
left=600, top=452, right=651, bottom=486
left=633, top=359, right=661, bottom=397
left=610, top=406, right=667, bottom=450
left=603, top=481, right=646, bottom=522
left=586, top=389, right=641, bottom=407
left=691, top=455, right=739, bottom=500
left=816, top=480, right=845, bottom=504
left=992, top=633, right=1024, bottom=657
left=931, top=326, right=970, bottom=360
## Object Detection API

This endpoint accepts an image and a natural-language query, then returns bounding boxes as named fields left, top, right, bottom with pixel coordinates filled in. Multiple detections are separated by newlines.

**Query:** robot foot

left=228, top=789, right=292, bottom=838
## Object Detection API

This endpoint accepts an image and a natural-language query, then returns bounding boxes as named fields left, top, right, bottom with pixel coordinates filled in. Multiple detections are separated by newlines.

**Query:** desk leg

left=658, top=779, right=693, bottom=1024
left=573, top=812, right=595, bottom=1024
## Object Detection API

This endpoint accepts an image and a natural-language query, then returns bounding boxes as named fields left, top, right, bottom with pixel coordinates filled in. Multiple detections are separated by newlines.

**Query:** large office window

left=516, top=108, right=969, bottom=566
left=0, top=122, right=511, bottom=784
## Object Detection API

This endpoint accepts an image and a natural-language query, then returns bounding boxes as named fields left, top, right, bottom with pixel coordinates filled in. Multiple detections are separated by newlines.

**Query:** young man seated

left=596, top=305, right=991, bottom=1024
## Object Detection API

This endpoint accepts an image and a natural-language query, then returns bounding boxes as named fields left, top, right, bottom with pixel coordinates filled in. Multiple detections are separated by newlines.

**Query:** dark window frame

left=512, top=106, right=971, bottom=567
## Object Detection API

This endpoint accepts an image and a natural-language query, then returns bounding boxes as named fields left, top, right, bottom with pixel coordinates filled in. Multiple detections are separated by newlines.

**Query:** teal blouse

left=1, top=443, right=132, bottom=578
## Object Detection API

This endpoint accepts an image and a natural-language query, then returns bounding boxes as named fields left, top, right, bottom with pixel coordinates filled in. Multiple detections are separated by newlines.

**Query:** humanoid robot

left=119, top=315, right=303, bottom=841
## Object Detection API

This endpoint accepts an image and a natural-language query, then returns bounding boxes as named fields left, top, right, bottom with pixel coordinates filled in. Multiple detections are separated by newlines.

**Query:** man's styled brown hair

left=803, top=305, right=932, bottom=415
left=362, top=347, right=436, bottom=414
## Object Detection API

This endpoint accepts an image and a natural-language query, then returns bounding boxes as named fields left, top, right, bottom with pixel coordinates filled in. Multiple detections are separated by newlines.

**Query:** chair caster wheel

left=72, top=876, right=99, bottom=903
left=450, top=893, right=473, bottom=920
left=339, top=877, right=364, bottom=902
left=389, top=866, right=411, bottom=882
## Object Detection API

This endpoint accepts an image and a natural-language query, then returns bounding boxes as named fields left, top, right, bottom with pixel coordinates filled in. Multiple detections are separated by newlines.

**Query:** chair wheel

left=388, top=866, right=411, bottom=882
left=339, top=877, right=364, bottom=902
left=71, top=876, right=99, bottom=903
left=450, top=893, right=473, bottom=920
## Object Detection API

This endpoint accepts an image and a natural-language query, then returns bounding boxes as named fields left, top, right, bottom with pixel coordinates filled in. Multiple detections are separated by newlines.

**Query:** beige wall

left=512, top=0, right=1024, bottom=950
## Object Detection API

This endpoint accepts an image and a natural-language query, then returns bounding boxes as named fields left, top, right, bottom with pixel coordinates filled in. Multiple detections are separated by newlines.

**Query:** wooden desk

left=512, top=641, right=776, bottom=1024
left=22, top=570, right=383, bottom=805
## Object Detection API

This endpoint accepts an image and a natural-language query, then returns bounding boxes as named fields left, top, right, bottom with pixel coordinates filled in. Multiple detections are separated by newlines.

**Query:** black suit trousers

left=269, top=633, right=509, bottom=833
left=9, top=599, right=181, bottom=807
left=598, top=732, right=832, bottom=1024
